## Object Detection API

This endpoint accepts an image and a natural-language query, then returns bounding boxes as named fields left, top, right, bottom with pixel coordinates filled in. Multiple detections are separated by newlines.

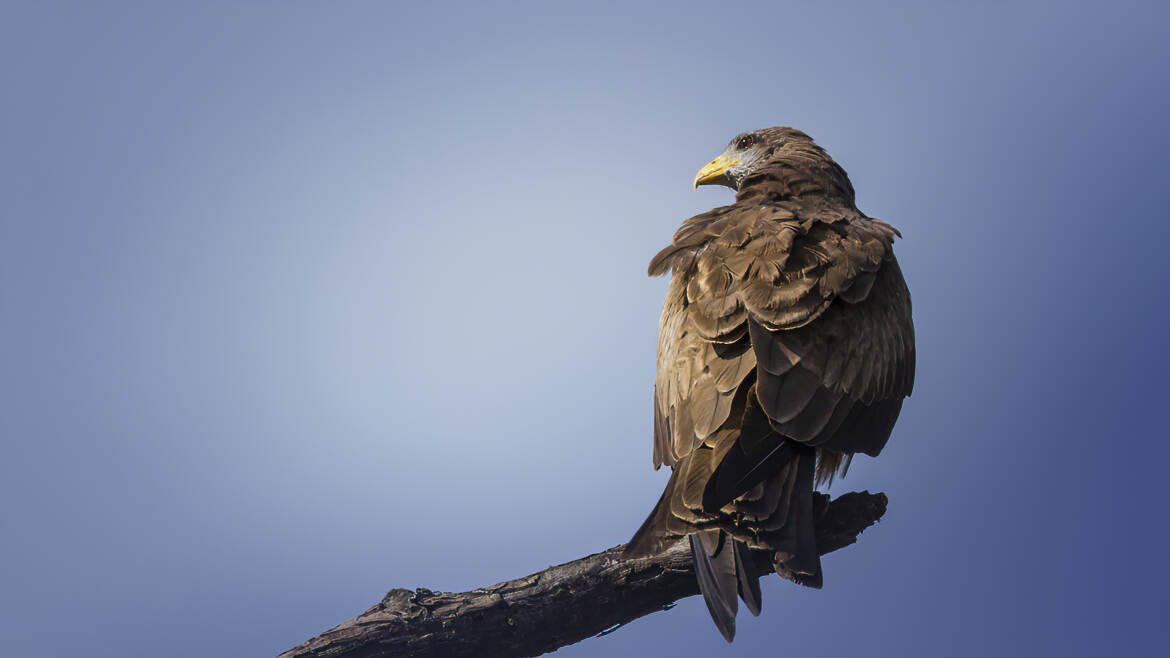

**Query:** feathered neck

left=735, top=153, right=857, bottom=207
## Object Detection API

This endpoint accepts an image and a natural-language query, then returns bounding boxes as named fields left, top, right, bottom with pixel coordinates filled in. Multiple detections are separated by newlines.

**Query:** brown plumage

left=624, top=127, right=915, bottom=641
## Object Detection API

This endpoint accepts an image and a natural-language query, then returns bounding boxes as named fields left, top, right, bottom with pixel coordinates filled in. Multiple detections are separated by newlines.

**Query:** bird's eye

left=736, top=135, right=756, bottom=150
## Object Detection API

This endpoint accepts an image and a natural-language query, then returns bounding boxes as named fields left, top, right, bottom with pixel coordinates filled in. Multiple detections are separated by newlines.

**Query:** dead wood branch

left=279, top=491, right=886, bottom=658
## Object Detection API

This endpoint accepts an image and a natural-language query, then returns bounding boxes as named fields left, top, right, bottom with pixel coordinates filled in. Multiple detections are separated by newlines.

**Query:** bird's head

left=693, top=126, right=855, bottom=203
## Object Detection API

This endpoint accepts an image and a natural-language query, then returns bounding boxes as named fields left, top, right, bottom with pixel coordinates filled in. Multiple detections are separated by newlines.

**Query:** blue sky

left=2, top=2, right=1168, bottom=656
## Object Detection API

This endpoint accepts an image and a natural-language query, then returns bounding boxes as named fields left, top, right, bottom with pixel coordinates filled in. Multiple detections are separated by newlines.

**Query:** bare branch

left=279, top=491, right=887, bottom=658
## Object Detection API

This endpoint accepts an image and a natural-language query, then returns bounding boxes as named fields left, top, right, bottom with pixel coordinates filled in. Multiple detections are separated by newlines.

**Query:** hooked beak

left=693, top=153, right=738, bottom=189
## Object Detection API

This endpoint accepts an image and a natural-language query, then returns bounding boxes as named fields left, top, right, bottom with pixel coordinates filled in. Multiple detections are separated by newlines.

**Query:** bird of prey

left=623, top=127, right=915, bottom=641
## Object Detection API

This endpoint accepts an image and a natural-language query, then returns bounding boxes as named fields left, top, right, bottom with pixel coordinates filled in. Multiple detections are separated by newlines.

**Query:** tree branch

left=279, top=491, right=887, bottom=658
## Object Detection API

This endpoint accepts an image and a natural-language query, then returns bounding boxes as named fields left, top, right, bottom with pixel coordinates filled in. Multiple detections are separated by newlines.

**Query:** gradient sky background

left=3, top=2, right=1168, bottom=657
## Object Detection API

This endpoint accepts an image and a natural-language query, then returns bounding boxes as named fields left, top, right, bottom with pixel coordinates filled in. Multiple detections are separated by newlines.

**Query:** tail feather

left=690, top=531, right=738, bottom=642
left=625, top=419, right=825, bottom=641
left=733, top=539, right=762, bottom=616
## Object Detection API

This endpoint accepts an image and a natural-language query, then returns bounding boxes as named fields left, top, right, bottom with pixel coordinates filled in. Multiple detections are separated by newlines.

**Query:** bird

left=622, top=127, right=915, bottom=641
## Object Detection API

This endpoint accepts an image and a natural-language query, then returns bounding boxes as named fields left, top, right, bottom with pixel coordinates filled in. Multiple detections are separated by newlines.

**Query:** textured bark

left=279, top=491, right=886, bottom=658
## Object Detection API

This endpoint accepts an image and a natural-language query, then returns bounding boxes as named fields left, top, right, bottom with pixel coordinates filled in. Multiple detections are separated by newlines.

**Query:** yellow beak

left=693, top=154, right=738, bottom=188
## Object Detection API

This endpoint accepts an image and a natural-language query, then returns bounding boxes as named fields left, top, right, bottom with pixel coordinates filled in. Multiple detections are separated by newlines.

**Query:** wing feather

left=650, top=202, right=913, bottom=469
